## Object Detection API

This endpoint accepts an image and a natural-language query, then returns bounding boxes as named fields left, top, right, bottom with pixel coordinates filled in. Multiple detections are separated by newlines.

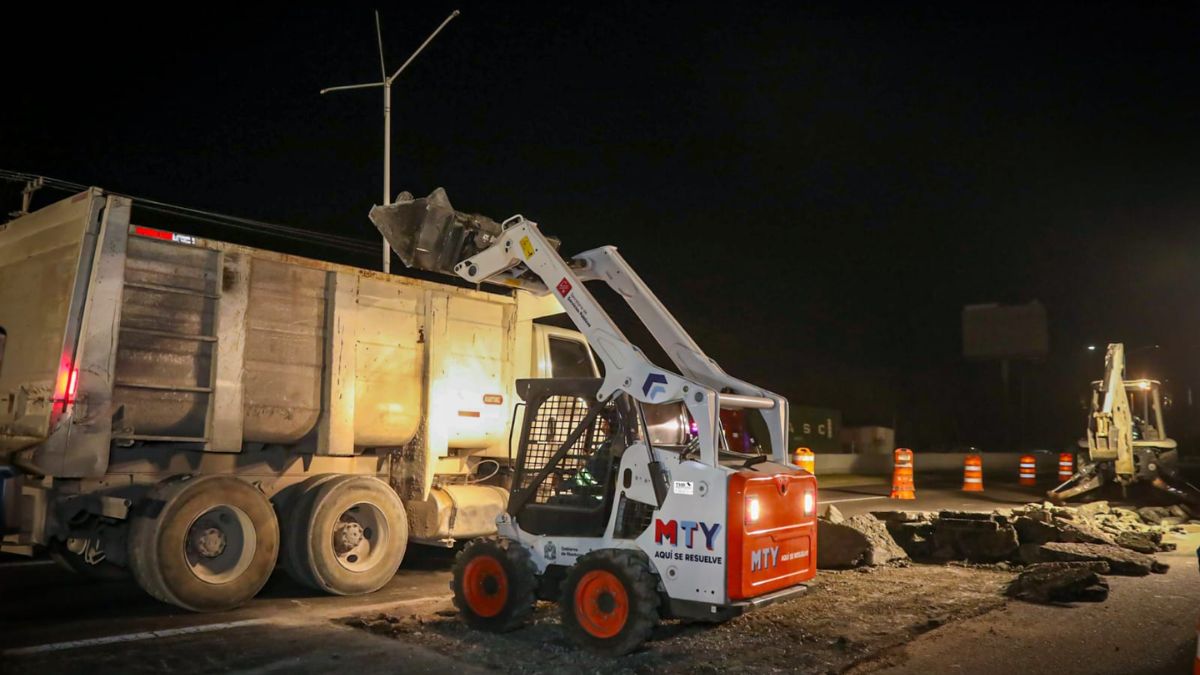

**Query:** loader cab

left=1089, top=378, right=1168, bottom=442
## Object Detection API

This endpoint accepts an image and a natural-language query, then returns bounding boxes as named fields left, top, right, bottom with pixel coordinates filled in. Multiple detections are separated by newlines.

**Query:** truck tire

left=293, top=475, right=407, bottom=596
left=127, top=475, right=279, bottom=612
left=559, top=549, right=660, bottom=655
left=280, top=474, right=348, bottom=590
left=451, top=536, right=537, bottom=632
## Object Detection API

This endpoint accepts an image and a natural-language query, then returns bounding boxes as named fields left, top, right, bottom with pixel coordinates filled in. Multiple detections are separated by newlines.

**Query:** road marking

left=821, top=496, right=887, bottom=504
left=3, top=618, right=270, bottom=656
left=0, top=560, right=56, bottom=568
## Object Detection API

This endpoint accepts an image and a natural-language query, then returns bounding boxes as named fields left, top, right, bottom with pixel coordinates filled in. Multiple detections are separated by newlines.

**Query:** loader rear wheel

left=560, top=549, right=659, bottom=655
left=451, top=537, right=537, bottom=632
left=294, top=476, right=408, bottom=596
left=128, top=475, right=279, bottom=612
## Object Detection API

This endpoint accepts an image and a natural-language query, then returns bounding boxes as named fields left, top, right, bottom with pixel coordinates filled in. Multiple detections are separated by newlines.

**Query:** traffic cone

left=962, top=454, right=984, bottom=492
left=1058, top=452, right=1074, bottom=482
left=890, top=448, right=915, bottom=500
left=794, top=447, right=815, bottom=475
left=1018, top=454, right=1037, bottom=486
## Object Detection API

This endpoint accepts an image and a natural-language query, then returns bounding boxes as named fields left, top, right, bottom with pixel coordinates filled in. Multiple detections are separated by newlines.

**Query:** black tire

left=296, top=475, right=408, bottom=596
left=127, top=475, right=279, bottom=612
left=450, top=536, right=537, bottom=632
left=280, top=474, right=348, bottom=590
left=559, top=549, right=660, bottom=655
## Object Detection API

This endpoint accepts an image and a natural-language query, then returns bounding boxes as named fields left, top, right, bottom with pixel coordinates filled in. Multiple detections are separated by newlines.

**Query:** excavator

left=370, top=189, right=817, bottom=654
left=1050, top=343, right=1199, bottom=505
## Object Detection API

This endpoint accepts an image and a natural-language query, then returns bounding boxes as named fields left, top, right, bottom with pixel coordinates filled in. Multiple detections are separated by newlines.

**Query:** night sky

left=5, top=3, right=1200, bottom=449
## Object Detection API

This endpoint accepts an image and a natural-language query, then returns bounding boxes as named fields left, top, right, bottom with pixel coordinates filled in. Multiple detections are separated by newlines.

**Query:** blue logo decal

left=642, top=373, right=668, bottom=400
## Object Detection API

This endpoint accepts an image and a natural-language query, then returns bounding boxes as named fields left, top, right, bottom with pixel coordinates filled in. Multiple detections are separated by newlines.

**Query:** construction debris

left=1016, top=542, right=1168, bottom=576
left=817, top=513, right=909, bottom=569
left=1006, top=562, right=1111, bottom=603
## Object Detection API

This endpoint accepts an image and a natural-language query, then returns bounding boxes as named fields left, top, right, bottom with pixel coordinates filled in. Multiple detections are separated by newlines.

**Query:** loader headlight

left=746, top=497, right=761, bottom=524
left=802, top=490, right=815, bottom=516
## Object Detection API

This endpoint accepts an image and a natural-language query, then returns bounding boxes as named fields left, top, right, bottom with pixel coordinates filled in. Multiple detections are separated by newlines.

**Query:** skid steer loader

left=370, top=189, right=817, bottom=654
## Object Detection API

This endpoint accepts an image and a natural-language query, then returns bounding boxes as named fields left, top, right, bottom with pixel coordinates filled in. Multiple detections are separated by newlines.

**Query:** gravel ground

left=343, top=563, right=1015, bottom=674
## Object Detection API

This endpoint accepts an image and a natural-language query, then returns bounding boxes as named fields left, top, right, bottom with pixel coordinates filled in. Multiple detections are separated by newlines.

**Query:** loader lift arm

left=369, top=189, right=789, bottom=470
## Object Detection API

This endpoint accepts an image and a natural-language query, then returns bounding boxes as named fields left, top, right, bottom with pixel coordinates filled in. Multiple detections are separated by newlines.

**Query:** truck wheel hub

left=192, top=526, right=227, bottom=559
left=334, top=521, right=364, bottom=555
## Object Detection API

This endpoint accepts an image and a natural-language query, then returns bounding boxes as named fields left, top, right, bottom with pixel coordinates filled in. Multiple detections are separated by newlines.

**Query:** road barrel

left=794, top=447, right=815, bottom=475
left=890, top=448, right=915, bottom=500
left=962, top=454, right=984, bottom=492
left=1018, top=454, right=1037, bottom=486
left=1058, top=452, right=1075, bottom=482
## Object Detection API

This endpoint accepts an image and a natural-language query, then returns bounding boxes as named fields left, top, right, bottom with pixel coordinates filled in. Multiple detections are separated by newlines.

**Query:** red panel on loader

left=726, top=469, right=817, bottom=601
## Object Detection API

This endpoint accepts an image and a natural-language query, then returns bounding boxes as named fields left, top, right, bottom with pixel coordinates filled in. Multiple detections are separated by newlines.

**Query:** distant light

left=1087, top=345, right=1097, bottom=351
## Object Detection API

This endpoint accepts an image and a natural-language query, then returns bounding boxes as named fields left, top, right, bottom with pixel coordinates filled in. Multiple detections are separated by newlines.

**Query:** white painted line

left=0, top=559, right=56, bottom=568
left=821, top=496, right=887, bottom=504
left=3, top=618, right=270, bottom=656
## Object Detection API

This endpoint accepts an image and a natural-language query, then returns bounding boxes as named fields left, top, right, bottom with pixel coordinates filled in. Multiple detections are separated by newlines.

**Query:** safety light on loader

left=802, top=490, right=815, bottom=516
left=746, top=496, right=761, bottom=524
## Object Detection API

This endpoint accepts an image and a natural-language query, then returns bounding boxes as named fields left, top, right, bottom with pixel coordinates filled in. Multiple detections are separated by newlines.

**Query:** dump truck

left=0, top=188, right=694, bottom=611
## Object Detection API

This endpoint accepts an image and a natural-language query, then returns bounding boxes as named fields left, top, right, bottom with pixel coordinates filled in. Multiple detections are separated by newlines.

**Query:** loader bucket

left=368, top=188, right=502, bottom=275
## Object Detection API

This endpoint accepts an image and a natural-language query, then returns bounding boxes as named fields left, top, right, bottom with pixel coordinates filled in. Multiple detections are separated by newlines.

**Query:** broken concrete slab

left=1007, top=562, right=1110, bottom=604
left=817, top=514, right=909, bottom=569
left=1137, top=506, right=1169, bottom=525
left=930, top=512, right=1019, bottom=563
left=1017, top=542, right=1167, bottom=576
left=821, top=504, right=845, bottom=524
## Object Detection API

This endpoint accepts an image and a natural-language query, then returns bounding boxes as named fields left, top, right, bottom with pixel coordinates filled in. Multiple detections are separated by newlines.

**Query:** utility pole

left=321, top=9, right=461, bottom=273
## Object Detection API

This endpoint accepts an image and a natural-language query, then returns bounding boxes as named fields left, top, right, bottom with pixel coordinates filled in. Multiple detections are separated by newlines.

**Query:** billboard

left=962, top=301, right=1049, bottom=360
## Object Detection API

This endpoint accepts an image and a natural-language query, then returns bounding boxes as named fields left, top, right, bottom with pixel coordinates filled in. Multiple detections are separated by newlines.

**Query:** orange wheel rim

left=574, top=569, right=629, bottom=638
left=463, top=555, right=508, bottom=618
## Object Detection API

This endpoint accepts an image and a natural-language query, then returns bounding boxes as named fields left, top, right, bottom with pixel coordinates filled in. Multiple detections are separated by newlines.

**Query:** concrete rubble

left=822, top=498, right=1189, bottom=603
left=1006, top=562, right=1110, bottom=603
left=817, top=508, right=909, bottom=568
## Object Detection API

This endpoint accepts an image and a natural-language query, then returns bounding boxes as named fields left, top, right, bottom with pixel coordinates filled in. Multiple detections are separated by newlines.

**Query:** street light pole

left=321, top=9, right=461, bottom=274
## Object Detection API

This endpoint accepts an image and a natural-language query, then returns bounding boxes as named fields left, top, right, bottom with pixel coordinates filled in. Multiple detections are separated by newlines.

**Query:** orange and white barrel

left=890, top=448, right=915, bottom=500
left=1018, top=454, right=1037, bottom=486
left=794, top=447, right=815, bottom=475
left=962, top=454, right=984, bottom=492
left=1058, top=452, right=1074, bottom=482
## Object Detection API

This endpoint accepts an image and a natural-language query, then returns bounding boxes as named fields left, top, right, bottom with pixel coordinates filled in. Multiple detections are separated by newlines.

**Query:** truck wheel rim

left=332, top=502, right=389, bottom=573
left=184, top=505, right=257, bottom=584
left=462, top=556, right=508, bottom=617
left=574, top=569, right=629, bottom=638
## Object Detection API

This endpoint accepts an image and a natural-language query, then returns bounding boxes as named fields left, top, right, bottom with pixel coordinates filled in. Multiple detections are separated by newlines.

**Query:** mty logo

left=654, top=519, right=721, bottom=550
left=642, top=373, right=668, bottom=401
left=556, top=278, right=572, bottom=297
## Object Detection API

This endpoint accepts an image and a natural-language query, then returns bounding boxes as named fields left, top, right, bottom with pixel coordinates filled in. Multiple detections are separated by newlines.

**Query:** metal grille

left=519, top=395, right=614, bottom=505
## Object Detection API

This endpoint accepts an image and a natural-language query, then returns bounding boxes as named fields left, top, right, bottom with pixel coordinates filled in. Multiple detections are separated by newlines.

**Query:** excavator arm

left=369, top=189, right=789, bottom=469
left=1089, top=343, right=1136, bottom=483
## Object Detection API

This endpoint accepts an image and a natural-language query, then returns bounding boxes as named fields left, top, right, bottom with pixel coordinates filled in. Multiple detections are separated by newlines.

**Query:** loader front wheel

left=451, top=537, right=536, bottom=632
left=560, top=549, right=660, bottom=655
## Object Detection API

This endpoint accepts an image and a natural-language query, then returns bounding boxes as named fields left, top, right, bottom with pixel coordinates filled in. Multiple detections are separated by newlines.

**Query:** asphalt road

left=1, top=478, right=1196, bottom=674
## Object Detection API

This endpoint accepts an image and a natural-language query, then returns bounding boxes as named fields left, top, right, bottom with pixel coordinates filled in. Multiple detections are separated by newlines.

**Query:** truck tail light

left=56, top=364, right=79, bottom=406
left=802, top=489, right=815, bottom=516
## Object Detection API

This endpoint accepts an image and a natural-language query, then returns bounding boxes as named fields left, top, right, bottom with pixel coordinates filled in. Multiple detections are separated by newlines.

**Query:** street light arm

left=386, top=10, right=461, bottom=84
left=320, top=81, right=386, bottom=95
